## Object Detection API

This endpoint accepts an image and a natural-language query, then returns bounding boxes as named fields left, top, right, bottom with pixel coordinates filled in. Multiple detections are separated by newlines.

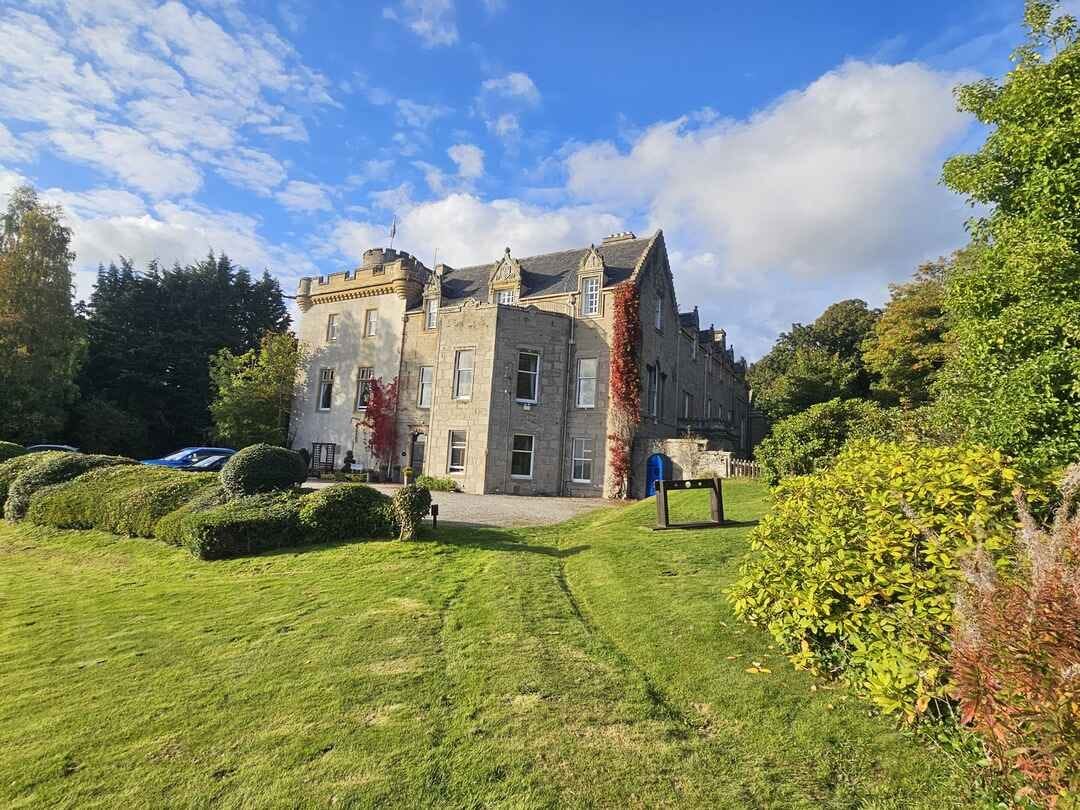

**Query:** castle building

left=291, top=229, right=755, bottom=498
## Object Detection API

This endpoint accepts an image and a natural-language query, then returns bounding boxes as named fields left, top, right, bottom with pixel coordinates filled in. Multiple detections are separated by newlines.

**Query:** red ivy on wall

left=359, top=376, right=399, bottom=471
left=607, top=282, right=641, bottom=498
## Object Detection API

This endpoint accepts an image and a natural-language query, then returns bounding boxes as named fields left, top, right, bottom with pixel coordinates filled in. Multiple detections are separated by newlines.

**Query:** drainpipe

left=558, top=293, right=577, bottom=497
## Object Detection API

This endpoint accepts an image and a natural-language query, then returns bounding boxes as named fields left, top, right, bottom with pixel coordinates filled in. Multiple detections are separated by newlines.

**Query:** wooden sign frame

left=654, top=477, right=726, bottom=530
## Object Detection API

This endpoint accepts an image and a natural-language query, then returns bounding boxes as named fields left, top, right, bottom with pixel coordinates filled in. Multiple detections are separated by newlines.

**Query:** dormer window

left=496, top=288, right=516, bottom=305
left=582, top=277, right=601, bottom=316
left=425, top=298, right=438, bottom=329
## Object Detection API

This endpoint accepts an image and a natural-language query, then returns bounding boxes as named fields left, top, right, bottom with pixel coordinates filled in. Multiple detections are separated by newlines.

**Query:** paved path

left=305, top=479, right=607, bottom=527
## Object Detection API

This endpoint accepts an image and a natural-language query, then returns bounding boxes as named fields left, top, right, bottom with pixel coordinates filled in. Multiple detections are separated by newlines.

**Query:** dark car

left=142, top=447, right=236, bottom=469
left=179, top=453, right=231, bottom=473
left=26, top=444, right=79, bottom=453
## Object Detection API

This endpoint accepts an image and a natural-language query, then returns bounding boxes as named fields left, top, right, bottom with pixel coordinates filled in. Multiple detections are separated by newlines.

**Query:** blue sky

left=0, top=0, right=1050, bottom=358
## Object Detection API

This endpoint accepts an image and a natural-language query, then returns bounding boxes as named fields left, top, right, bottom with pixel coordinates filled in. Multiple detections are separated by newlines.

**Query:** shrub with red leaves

left=952, top=464, right=1080, bottom=807
left=358, top=377, right=399, bottom=474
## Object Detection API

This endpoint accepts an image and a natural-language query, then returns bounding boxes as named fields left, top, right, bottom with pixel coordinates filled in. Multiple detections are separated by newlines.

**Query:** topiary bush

left=755, top=398, right=894, bottom=485
left=729, top=440, right=1027, bottom=722
left=297, top=484, right=394, bottom=543
left=178, top=491, right=304, bottom=560
left=415, top=475, right=459, bottom=492
left=26, top=465, right=218, bottom=537
left=4, top=453, right=135, bottom=521
left=0, top=442, right=26, bottom=462
left=154, top=484, right=228, bottom=546
left=391, top=484, right=432, bottom=540
left=0, top=451, right=64, bottom=511
left=219, top=443, right=307, bottom=500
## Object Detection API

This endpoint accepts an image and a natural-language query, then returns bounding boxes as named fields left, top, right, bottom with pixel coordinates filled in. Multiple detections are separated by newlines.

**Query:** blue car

left=143, top=447, right=235, bottom=469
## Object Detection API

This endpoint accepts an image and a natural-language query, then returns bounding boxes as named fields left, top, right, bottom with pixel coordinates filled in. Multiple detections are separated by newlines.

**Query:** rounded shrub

left=755, top=398, right=894, bottom=486
left=0, top=451, right=64, bottom=510
left=298, top=484, right=394, bottom=543
left=154, top=483, right=228, bottom=546
left=178, top=491, right=304, bottom=560
left=219, top=444, right=307, bottom=500
left=4, top=453, right=135, bottom=521
left=391, top=484, right=432, bottom=540
left=0, top=442, right=26, bottom=463
left=729, top=440, right=1028, bottom=722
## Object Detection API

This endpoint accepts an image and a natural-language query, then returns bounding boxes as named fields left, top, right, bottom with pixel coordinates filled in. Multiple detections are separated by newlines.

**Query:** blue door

left=645, top=453, right=672, bottom=497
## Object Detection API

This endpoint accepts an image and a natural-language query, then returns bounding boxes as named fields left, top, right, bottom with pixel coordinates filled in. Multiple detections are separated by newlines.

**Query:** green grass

left=0, top=481, right=978, bottom=808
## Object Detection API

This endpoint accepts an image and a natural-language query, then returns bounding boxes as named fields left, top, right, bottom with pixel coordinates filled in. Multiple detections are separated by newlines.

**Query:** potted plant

left=403, top=466, right=415, bottom=485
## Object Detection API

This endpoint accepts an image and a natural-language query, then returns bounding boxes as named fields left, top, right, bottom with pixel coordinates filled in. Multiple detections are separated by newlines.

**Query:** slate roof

left=435, top=235, right=653, bottom=304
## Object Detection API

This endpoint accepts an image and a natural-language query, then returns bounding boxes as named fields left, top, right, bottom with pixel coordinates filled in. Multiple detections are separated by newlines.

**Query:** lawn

left=0, top=481, right=978, bottom=808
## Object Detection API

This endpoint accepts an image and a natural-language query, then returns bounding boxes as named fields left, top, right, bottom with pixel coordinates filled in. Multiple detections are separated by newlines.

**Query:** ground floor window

left=318, top=368, right=334, bottom=411
left=355, top=367, right=373, bottom=410
left=510, top=434, right=534, bottom=478
left=448, top=430, right=467, bottom=473
left=571, top=437, right=594, bottom=483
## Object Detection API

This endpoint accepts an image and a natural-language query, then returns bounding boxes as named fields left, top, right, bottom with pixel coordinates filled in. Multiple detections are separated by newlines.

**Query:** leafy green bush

left=154, top=484, right=228, bottom=546
left=297, top=484, right=394, bottom=542
left=4, top=453, right=135, bottom=521
left=219, top=443, right=307, bottom=500
left=391, top=484, right=432, bottom=540
left=0, top=442, right=26, bottom=462
left=755, top=398, right=893, bottom=485
left=0, top=451, right=64, bottom=511
left=729, top=441, right=1025, bottom=722
left=415, top=475, right=458, bottom=492
left=26, top=465, right=218, bottom=537
left=178, top=491, right=304, bottom=560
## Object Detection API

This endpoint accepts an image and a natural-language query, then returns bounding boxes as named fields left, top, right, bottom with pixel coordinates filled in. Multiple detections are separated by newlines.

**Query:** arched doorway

left=410, top=433, right=427, bottom=474
left=645, top=453, right=672, bottom=497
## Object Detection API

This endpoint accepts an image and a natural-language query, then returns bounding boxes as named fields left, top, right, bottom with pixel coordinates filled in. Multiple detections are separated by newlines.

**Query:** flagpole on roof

left=388, top=216, right=397, bottom=250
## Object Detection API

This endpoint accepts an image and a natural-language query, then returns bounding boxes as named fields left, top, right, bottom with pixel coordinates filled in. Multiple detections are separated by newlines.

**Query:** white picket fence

left=725, top=458, right=761, bottom=478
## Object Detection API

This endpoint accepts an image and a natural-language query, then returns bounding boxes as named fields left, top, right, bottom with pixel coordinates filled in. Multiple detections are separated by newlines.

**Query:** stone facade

left=291, top=230, right=760, bottom=497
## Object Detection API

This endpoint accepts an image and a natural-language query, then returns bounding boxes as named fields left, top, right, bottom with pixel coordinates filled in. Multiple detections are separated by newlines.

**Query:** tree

left=0, top=186, right=81, bottom=442
left=747, top=300, right=880, bottom=421
left=78, top=254, right=291, bottom=454
left=936, top=0, right=1080, bottom=471
left=359, top=377, right=399, bottom=475
left=210, top=332, right=308, bottom=448
left=862, top=255, right=958, bottom=407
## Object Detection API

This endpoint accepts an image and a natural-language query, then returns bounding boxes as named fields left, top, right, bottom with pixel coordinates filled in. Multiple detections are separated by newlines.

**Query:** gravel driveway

left=305, top=480, right=606, bottom=527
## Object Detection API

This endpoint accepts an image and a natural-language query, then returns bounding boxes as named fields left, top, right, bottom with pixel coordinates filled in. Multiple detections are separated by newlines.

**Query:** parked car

left=179, top=453, right=231, bottom=473
left=142, top=447, right=235, bottom=469
left=26, top=444, right=79, bottom=453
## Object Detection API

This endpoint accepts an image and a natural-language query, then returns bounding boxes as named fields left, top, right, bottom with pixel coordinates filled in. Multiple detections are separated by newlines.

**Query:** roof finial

left=504, top=246, right=511, bottom=256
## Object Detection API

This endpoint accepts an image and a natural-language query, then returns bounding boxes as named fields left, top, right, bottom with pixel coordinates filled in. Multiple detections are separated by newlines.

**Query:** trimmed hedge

left=415, top=475, right=458, bottom=492
left=391, top=484, right=432, bottom=540
left=26, top=465, right=219, bottom=538
left=729, top=440, right=1026, bottom=722
left=4, top=453, right=135, bottom=520
left=0, top=451, right=63, bottom=510
left=154, top=484, right=228, bottom=546
left=219, top=444, right=307, bottom=500
left=297, top=484, right=394, bottom=542
left=179, top=491, right=304, bottom=560
left=0, top=442, right=26, bottom=462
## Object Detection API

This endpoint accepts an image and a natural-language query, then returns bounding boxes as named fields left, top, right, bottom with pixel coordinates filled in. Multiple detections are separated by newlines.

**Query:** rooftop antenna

left=432, top=247, right=438, bottom=269
left=388, top=216, right=397, bottom=250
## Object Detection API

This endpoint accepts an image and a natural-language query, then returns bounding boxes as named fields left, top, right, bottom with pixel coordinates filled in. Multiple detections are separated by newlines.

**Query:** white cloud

left=481, top=72, right=540, bottom=106
left=331, top=193, right=622, bottom=267
left=0, top=123, right=32, bottom=162
left=382, top=0, right=458, bottom=48
left=488, top=112, right=519, bottom=138
left=275, top=180, right=334, bottom=212
left=447, top=143, right=484, bottom=179
left=214, top=148, right=288, bottom=195
left=346, top=159, right=395, bottom=187
left=396, top=98, right=452, bottom=128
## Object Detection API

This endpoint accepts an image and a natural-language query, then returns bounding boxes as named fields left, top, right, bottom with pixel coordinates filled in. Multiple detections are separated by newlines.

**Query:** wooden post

left=711, top=476, right=724, bottom=524
left=655, top=479, right=669, bottom=529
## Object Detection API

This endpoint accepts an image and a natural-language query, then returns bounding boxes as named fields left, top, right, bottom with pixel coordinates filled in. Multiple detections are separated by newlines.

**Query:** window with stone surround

left=511, top=434, right=534, bottom=479
left=571, top=437, right=594, bottom=483
left=417, top=365, right=433, bottom=409
left=317, top=368, right=334, bottom=411
left=682, top=391, right=693, bottom=419
left=576, top=358, right=597, bottom=408
left=326, top=313, right=338, bottom=342
left=452, top=349, right=474, bottom=400
left=655, top=294, right=663, bottom=331
left=582, top=277, right=600, bottom=316
left=496, top=288, right=516, bottom=305
left=364, top=309, right=378, bottom=337
left=646, top=365, right=657, bottom=417
left=516, top=351, right=540, bottom=403
left=355, top=367, right=373, bottom=410
left=448, top=430, right=467, bottom=473
left=424, top=298, right=438, bottom=330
